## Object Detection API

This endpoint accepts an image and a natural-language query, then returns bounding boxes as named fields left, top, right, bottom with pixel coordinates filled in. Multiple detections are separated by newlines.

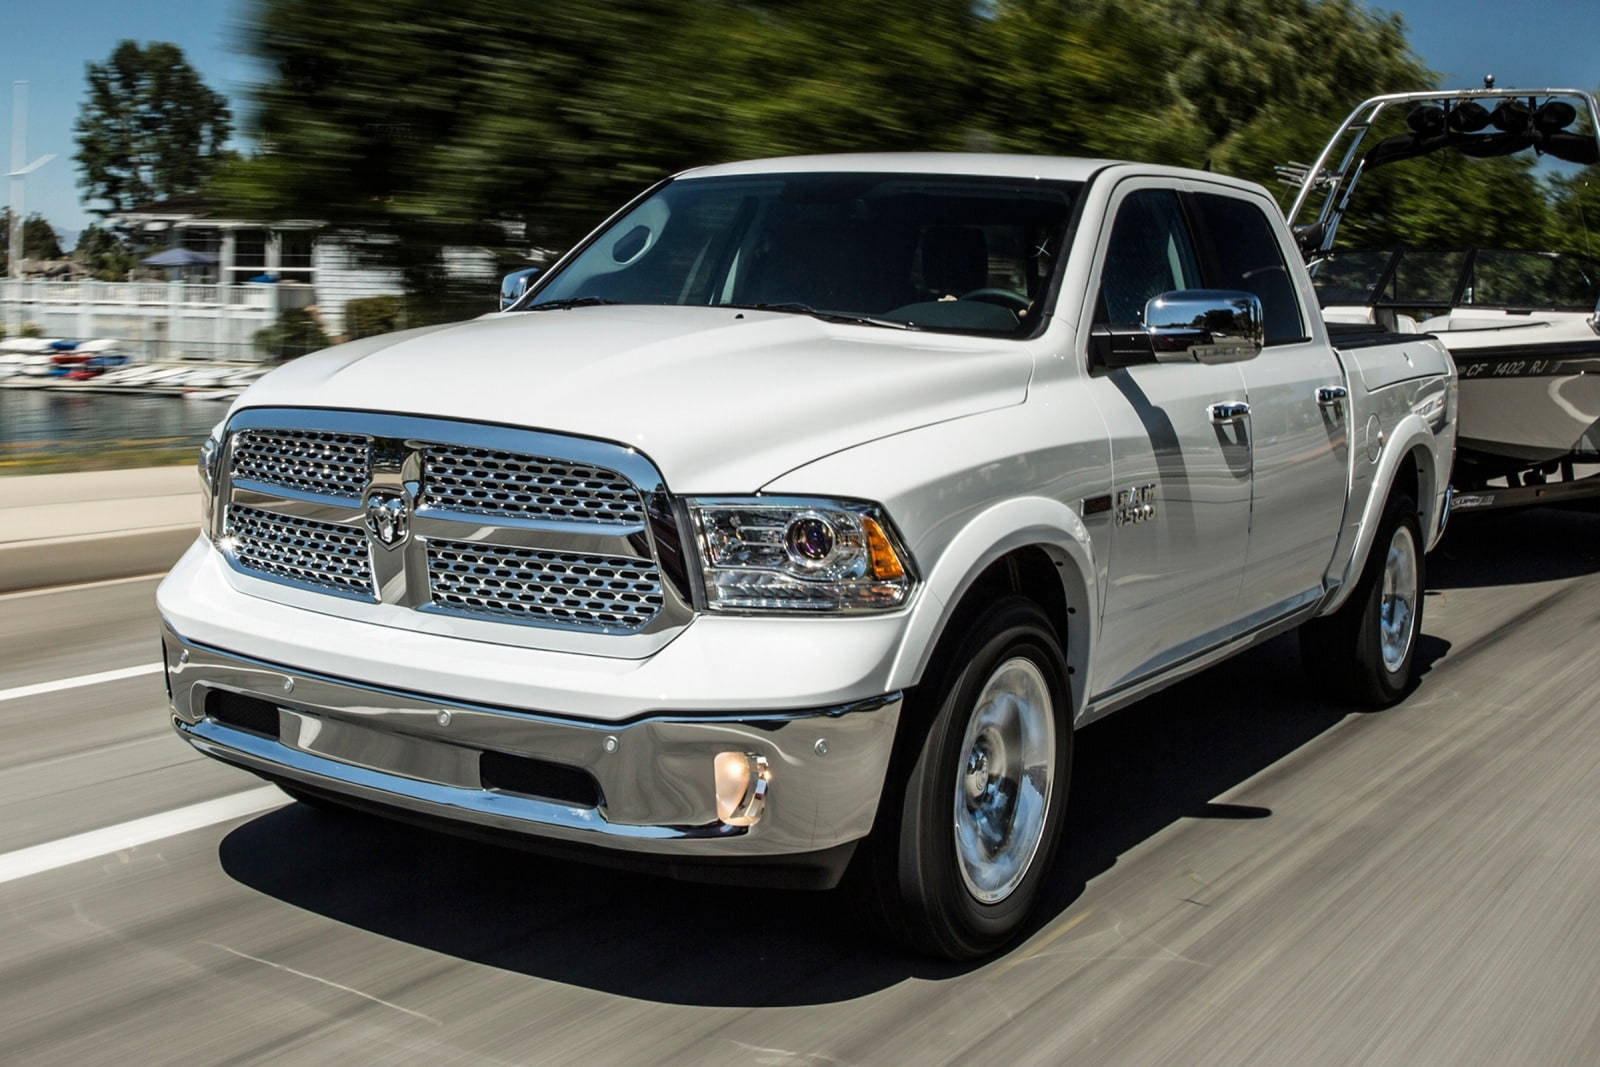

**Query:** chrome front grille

left=427, top=539, right=663, bottom=631
left=227, top=504, right=375, bottom=599
left=231, top=429, right=371, bottom=500
left=215, top=410, right=691, bottom=647
left=420, top=445, right=644, bottom=525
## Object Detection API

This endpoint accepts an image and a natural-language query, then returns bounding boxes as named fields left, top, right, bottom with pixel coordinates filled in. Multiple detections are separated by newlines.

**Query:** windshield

left=1313, top=248, right=1600, bottom=312
left=524, top=172, right=1081, bottom=336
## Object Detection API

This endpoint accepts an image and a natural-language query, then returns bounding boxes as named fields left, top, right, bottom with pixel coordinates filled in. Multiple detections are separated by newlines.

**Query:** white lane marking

left=0, top=571, right=167, bottom=601
left=203, top=942, right=443, bottom=1025
left=0, top=662, right=164, bottom=703
left=0, top=786, right=286, bottom=885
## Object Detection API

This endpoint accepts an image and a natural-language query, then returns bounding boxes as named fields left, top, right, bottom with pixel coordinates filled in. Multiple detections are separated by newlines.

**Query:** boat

left=0, top=337, right=56, bottom=354
left=1315, top=246, right=1600, bottom=474
left=173, top=367, right=227, bottom=389
left=1287, top=81, right=1600, bottom=511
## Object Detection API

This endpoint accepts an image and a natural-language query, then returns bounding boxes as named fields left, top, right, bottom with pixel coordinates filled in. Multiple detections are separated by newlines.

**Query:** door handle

left=1316, top=385, right=1349, bottom=407
left=1209, top=401, right=1250, bottom=423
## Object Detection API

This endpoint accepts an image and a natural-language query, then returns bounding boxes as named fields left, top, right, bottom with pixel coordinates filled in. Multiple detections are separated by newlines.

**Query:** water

left=0, top=387, right=224, bottom=456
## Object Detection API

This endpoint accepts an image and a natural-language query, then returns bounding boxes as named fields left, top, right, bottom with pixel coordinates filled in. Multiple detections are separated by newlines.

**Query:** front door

left=1083, top=184, right=1254, bottom=696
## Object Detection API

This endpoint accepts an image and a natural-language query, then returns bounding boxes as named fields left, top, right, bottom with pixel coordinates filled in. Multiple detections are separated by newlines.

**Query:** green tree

left=1547, top=170, right=1600, bottom=257
left=343, top=294, right=402, bottom=339
left=1, top=210, right=65, bottom=273
left=253, top=306, right=331, bottom=359
left=224, top=0, right=985, bottom=317
left=74, top=40, right=233, bottom=216
left=72, top=224, right=139, bottom=281
left=223, top=0, right=1585, bottom=318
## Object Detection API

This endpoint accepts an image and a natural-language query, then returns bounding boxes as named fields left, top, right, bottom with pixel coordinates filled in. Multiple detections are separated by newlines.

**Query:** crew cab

left=159, top=155, right=1456, bottom=958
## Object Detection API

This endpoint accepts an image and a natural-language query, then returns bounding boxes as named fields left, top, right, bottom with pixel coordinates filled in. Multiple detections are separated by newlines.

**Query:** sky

left=2, top=0, right=1598, bottom=248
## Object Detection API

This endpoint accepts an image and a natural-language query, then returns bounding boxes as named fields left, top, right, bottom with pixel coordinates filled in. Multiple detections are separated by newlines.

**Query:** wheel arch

left=888, top=497, right=1096, bottom=722
left=1323, top=414, right=1440, bottom=615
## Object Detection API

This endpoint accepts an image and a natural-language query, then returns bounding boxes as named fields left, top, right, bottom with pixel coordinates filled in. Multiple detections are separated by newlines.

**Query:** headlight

left=197, top=432, right=222, bottom=533
left=687, top=497, right=915, bottom=613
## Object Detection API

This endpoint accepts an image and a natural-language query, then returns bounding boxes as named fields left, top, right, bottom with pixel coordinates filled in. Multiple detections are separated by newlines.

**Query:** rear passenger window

left=1190, top=193, right=1307, bottom=346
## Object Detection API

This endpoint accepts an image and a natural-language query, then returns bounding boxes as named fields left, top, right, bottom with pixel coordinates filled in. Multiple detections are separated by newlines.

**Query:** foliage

left=1546, top=171, right=1600, bottom=257
left=72, top=224, right=140, bottom=281
left=74, top=40, right=234, bottom=216
left=1, top=211, right=66, bottom=272
left=252, top=306, right=331, bottom=360
left=343, top=294, right=403, bottom=339
left=223, top=0, right=1592, bottom=314
left=19, top=323, right=44, bottom=339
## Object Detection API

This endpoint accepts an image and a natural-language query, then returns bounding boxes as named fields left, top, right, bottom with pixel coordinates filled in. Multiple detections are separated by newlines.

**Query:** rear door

left=1188, top=188, right=1349, bottom=619
left=1082, top=182, right=1253, bottom=696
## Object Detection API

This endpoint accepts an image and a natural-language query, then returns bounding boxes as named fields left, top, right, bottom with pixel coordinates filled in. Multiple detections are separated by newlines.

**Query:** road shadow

left=220, top=801, right=957, bottom=1006
left=222, top=628, right=1402, bottom=1004
left=1430, top=505, right=1600, bottom=589
left=221, top=505, right=1564, bottom=1005
left=1028, top=629, right=1360, bottom=934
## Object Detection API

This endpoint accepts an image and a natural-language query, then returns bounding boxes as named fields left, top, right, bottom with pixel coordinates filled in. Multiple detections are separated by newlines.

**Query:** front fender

left=886, top=496, right=1097, bottom=721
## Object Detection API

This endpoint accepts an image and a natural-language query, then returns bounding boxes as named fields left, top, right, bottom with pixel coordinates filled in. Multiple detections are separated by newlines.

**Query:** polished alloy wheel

left=953, top=656, right=1056, bottom=904
left=1379, top=522, right=1420, bottom=673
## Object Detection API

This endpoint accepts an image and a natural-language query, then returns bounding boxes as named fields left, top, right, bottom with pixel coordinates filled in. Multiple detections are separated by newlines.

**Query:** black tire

left=1301, top=492, right=1424, bottom=707
left=852, top=596, right=1072, bottom=959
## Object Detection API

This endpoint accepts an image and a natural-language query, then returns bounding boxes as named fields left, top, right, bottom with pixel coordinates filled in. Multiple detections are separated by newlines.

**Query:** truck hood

left=233, top=305, right=1035, bottom=491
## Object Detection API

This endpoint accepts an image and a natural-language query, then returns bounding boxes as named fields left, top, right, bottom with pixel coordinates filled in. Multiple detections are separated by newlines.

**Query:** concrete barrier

left=0, top=466, right=199, bottom=592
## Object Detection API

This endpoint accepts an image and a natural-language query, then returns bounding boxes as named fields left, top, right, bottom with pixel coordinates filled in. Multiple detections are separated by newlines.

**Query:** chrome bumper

left=162, top=623, right=902, bottom=860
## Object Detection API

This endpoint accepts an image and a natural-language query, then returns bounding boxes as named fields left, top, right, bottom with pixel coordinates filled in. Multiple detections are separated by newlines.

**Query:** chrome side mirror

left=499, top=267, right=542, bottom=310
left=1144, top=290, right=1264, bottom=364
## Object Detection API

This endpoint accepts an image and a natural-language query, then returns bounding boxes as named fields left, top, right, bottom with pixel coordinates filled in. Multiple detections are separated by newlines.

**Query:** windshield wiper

left=738, top=302, right=921, bottom=331
left=524, top=296, right=621, bottom=311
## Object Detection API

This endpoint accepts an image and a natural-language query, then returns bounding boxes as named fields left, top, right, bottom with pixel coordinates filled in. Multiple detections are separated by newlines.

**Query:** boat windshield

left=1312, top=248, right=1600, bottom=312
left=523, top=173, right=1081, bottom=337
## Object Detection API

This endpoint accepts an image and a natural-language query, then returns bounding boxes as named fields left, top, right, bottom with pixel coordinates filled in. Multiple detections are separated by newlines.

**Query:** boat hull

left=1441, top=326, right=1600, bottom=470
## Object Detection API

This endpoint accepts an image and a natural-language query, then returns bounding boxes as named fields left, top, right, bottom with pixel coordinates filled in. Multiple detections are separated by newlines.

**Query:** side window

left=1095, top=189, right=1202, bottom=326
left=1189, top=193, right=1307, bottom=345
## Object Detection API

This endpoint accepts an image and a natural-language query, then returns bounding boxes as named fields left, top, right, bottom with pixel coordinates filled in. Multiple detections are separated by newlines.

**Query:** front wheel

left=854, top=597, right=1072, bottom=959
left=1302, top=492, right=1424, bottom=706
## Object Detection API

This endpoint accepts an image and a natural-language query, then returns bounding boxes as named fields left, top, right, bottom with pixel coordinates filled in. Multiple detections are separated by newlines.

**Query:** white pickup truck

left=159, top=154, right=1456, bottom=958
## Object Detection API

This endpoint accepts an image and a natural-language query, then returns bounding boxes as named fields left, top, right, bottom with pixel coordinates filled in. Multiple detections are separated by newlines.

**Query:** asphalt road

left=3, top=506, right=1600, bottom=1065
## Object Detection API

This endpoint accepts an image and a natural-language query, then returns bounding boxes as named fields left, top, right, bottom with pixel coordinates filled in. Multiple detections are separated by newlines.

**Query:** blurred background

left=1, top=0, right=1597, bottom=472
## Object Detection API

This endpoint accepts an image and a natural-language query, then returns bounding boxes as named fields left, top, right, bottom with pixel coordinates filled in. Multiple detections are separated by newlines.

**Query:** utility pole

left=7, top=81, right=57, bottom=279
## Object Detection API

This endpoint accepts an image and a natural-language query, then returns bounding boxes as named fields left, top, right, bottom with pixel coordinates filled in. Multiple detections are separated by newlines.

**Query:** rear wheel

left=854, top=597, right=1072, bottom=959
left=1302, top=492, right=1424, bottom=706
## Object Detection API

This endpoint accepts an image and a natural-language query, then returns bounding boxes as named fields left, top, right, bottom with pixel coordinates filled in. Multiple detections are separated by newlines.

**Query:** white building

left=0, top=197, right=412, bottom=360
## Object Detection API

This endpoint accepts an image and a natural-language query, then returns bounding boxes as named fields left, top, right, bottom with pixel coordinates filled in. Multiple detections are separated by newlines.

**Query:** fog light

left=714, top=751, right=770, bottom=826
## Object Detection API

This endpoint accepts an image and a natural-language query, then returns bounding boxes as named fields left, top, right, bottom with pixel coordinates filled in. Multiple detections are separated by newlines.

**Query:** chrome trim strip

left=225, top=407, right=674, bottom=494
left=163, top=625, right=903, bottom=857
